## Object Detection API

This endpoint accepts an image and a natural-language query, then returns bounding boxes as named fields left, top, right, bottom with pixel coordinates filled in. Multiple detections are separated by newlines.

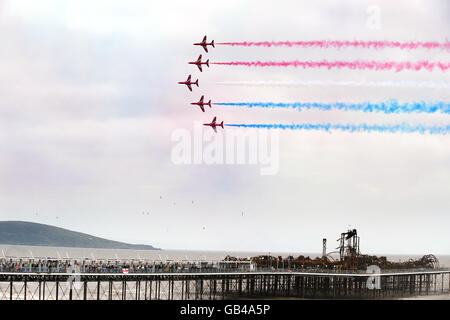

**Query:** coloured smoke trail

left=211, top=60, right=450, bottom=72
left=216, top=40, right=450, bottom=50
left=225, top=123, right=450, bottom=135
left=215, top=80, right=450, bottom=89
left=214, top=100, right=450, bottom=114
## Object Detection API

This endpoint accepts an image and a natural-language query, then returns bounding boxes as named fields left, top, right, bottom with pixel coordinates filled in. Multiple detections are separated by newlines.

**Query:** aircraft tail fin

left=195, top=80, right=199, bottom=87
left=211, top=40, right=215, bottom=48
left=208, top=100, right=211, bottom=107
left=220, top=121, right=224, bottom=128
left=206, top=59, right=209, bottom=68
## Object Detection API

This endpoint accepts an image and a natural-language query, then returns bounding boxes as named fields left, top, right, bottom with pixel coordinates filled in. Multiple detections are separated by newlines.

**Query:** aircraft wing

left=213, top=126, right=217, bottom=133
left=197, top=65, right=203, bottom=72
left=187, top=84, right=192, bottom=91
left=200, top=106, right=205, bottom=112
left=202, top=45, right=208, bottom=53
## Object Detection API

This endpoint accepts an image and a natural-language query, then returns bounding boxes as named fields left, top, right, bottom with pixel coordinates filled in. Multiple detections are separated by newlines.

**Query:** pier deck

left=1, top=270, right=449, bottom=300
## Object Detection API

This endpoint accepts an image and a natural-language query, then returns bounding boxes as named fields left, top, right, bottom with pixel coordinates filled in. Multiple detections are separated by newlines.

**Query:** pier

left=1, top=270, right=449, bottom=300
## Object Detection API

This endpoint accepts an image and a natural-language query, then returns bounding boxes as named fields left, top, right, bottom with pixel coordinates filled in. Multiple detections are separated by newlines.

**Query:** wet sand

left=399, top=294, right=450, bottom=300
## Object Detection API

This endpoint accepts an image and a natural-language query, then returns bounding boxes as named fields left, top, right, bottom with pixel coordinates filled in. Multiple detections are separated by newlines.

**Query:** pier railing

left=2, top=257, right=448, bottom=275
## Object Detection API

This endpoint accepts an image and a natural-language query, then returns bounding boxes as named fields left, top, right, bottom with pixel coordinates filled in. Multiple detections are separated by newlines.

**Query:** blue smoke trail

left=225, top=123, right=450, bottom=135
left=214, top=100, right=450, bottom=114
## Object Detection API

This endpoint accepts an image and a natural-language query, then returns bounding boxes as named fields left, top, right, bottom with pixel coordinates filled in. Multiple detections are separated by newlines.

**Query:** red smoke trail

left=216, top=40, right=450, bottom=50
left=211, top=60, right=450, bottom=72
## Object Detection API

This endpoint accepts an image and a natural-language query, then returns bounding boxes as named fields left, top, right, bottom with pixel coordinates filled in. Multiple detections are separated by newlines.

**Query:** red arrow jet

left=203, top=117, right=224, bottom=133
left=191, top=95, right=211, bottom=112
left=194, top=35, right=215, bottom=53
left=189, top=55, right=209, bottom=72
left=178, top=75, right=199, bottom=91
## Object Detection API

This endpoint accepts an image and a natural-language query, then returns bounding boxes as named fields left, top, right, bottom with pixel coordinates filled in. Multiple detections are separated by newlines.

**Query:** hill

left=0, top=221, right=159, bottom=250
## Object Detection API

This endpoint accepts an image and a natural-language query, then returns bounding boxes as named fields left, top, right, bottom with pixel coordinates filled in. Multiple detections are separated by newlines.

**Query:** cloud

left=0, top=0, right=449, bottom=254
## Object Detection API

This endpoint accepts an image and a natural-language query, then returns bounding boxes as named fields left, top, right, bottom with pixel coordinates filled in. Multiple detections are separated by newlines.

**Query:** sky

left=0, top=0, right=449, bottom=255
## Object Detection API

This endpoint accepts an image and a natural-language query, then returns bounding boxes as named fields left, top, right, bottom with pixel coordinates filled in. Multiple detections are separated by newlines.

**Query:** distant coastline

left=0, top=221, right=160, bottom=251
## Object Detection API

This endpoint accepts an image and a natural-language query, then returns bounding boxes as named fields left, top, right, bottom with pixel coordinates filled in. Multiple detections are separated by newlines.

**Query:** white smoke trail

left=215, top=100, right=450, bottom=114
left=215, top=80, right=450, bottom=89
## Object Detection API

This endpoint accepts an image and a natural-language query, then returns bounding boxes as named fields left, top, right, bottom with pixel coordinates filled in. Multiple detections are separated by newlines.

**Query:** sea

left=1, top=244, right=449, bottom=267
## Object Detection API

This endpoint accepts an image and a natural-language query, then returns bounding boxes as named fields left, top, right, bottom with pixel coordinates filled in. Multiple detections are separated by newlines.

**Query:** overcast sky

left=0, top=0, right=449, bottom=255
